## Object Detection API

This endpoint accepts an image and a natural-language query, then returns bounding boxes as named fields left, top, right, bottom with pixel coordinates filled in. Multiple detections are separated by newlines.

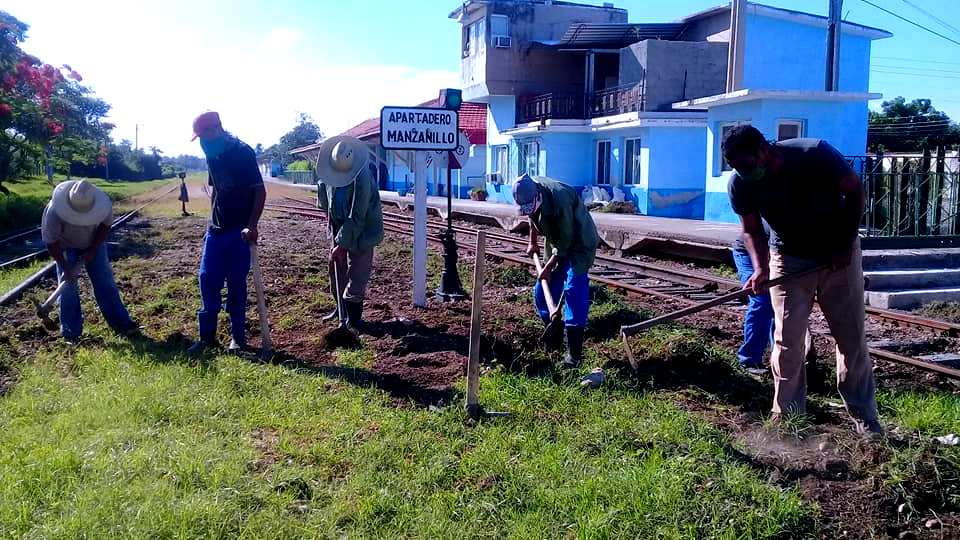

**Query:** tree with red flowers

left=0, top=11, right=112, bottom=192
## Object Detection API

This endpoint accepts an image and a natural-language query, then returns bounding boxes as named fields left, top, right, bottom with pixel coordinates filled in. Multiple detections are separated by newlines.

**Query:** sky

left=5, top=0, right=960, bottom=157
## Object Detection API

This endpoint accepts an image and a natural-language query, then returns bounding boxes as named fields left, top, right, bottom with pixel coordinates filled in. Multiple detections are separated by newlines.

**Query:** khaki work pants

left=768, top=239, right=878, bottom=422
left=329, top=247, right=375, bottom=305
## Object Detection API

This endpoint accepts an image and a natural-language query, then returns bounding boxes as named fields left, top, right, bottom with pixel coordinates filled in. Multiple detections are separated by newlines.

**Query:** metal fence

left=848, top=151, right=960, bottom=237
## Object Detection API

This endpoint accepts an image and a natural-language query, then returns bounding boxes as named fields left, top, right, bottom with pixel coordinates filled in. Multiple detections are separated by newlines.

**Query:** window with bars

left=519, top=140, right=540, bottom=176
left=624, top=138, right=641, bottom=185
left=777, top=120, right=804, bottom=141
left=596, top=140, right=611, bottom=185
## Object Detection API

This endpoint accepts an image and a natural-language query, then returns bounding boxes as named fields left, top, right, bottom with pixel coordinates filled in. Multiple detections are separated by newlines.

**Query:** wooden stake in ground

left=250, top=243, right=273, bottom=358
left=466, top=230, right=485, bottom=419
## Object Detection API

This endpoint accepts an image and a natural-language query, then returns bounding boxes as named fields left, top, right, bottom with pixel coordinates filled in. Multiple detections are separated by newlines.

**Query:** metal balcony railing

left=516, top=81, right=645, bottom=124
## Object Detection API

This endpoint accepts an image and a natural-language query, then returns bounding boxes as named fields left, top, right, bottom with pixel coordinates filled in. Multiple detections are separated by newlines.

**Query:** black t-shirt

left=206, top=137, right=263, bottom=232
left=728, top=138, right=856, bottom=261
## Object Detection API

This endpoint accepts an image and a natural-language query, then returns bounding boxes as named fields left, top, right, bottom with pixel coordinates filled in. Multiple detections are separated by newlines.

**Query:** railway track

left=267, top=197, right=960, bottom=380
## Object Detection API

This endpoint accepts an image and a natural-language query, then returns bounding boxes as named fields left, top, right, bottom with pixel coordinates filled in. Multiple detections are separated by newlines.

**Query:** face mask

left=200, top=135, right=228, bottom=158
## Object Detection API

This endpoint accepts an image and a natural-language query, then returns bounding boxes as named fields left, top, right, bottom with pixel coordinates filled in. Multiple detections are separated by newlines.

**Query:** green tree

left=868, top=97, right=960, bottom=152
left=264, top=113, right=323, bottom=166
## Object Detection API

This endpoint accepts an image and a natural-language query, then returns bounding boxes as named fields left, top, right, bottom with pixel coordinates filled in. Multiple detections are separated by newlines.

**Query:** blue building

left=449, top=0, right=891, bottom=221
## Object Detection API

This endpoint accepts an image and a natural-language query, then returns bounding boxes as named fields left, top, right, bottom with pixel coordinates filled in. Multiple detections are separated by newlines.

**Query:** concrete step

left=865, top=287, right=960, bottom=310
left=865, top=268, right=960, bottom=290
left=862, top=248, right=960, bottom=270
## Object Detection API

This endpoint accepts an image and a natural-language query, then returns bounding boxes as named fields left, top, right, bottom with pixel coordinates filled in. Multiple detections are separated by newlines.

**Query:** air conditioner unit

left=493, top=35, right=512, bottom=48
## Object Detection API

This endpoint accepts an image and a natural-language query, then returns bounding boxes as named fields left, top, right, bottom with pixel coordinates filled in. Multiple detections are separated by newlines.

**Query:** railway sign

left=380, top=106, right=459, bottom=151
left=423, top=131, right=471, bottom=170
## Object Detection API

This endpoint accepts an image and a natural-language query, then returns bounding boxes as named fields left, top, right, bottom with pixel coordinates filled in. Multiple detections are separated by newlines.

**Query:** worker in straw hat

left=188, top=111, right=266, bottom=355
left=315, top=136, right=384, bottom=331
left=41, top=179, right=138, bottom=342
left=513, top=173, right=598, bottom=369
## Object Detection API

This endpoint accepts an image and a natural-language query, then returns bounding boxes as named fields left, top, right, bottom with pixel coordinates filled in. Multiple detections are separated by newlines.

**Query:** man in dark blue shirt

left=188, top=111, right=266, bottom=354
left=724, top=125, right=881, bottom=436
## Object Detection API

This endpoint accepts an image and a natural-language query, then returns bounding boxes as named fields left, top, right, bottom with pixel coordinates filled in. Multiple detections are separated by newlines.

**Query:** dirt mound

left=372, top=351, right=466, bottom=403
left=319, top=326, right=361, bottom=351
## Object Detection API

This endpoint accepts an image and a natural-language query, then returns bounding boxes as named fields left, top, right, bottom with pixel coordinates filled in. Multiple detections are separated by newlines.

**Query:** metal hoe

left=619, top=265, right=826, bottom=369
left=34, top=264, right=82, bottom=331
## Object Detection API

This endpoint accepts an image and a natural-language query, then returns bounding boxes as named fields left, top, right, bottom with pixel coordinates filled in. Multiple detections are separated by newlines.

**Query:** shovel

left=328, top=258, right=359, bottom=342
left=33, top=264, right=82, bottom=331
left=534, top=253, right=565, bottom=346
left=619, top=265, right=826, bottom=369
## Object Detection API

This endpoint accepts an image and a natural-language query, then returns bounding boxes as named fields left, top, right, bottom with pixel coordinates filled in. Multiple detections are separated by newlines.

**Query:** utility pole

left=725, top=0, right=747, bottom=93
left=825, top=0, right=842, bottom=91
left=135, top=124, right=139, bottom=151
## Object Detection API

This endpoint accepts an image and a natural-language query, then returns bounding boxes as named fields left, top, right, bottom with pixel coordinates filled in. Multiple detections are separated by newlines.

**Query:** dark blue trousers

left=197, top=228, right=250, bottom=344
left=732, top=246, right=775, bottom=367
left=533, top=258, right=590, bottom=328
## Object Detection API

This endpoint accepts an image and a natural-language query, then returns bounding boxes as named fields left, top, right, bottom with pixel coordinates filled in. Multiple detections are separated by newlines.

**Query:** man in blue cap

left=513, top=174, right=598, bottom=369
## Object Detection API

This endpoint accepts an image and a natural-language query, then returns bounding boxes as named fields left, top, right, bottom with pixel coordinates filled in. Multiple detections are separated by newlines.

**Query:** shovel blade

left=621, top=331, right=638, bottom=371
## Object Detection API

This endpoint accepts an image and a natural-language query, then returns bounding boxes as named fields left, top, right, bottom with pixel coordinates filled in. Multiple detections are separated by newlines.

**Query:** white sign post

left=380, top=107, right=460, bottom=308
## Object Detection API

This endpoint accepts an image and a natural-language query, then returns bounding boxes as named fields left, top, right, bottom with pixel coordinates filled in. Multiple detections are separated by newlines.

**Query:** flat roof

left=672, top=89, right=883, bottom=110
left=449, top=0, right=626, bottom=20
left=679, top=2, right=892, bottom=40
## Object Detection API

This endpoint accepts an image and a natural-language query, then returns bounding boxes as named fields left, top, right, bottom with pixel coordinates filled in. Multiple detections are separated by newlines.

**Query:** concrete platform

left=864, top=268, right=960, bottom=290
left=861, top=248, right=960, bottom=270
left=866, top=287, right=960, bottom=310
left=379, top=191, right=740, bottom=261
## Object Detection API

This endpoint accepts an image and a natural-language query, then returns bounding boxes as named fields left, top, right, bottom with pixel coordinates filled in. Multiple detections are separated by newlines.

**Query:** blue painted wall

left=645, top=127, right=707, bottom=219
left=702, top=98, right=870, bottom=223
left=742, top=13, right=872, bottom=92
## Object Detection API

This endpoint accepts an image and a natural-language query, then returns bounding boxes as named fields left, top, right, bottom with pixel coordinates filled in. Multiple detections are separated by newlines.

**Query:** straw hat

left=315, top=136, right=369, bottom=188
left=50, top=180, right=111, bottom=226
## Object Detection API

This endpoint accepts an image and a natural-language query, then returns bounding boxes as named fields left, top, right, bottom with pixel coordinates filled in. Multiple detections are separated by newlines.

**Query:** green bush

left=286, top=160, right=313, bottom=172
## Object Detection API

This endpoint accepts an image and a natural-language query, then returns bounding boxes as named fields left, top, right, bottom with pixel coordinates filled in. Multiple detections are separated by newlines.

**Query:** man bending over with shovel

left=513, top=174, right=598, bottom=369
left=723, top=125, right=881, bottom=435
left=315, top=136, right=383, bottom=332
left=41, top=179, right=138, bottom=342
left=188, top=111, right=266, bottom=354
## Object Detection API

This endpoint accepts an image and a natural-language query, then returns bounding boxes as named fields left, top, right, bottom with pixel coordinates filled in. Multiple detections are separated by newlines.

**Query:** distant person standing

left=723, top=125, right=880, bottom=435
left=188, top=111, right=266, bottom=354
left=178, top=172, right=189, bottom=216
left=41, top=179, right=138, bottom=342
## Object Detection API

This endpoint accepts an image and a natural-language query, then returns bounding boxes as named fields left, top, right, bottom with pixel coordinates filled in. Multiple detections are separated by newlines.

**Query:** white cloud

left=5, top=0, right=458, bottom=156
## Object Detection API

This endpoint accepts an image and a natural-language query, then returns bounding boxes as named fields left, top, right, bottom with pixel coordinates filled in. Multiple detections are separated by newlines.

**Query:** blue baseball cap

left=512, top=174, right=540, bottom=215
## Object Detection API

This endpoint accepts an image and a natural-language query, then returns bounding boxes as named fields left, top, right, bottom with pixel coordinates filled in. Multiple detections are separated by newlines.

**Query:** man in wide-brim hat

left=315, top=135, right=383, bottom=331
left=41, top=179, right=137, bottom=342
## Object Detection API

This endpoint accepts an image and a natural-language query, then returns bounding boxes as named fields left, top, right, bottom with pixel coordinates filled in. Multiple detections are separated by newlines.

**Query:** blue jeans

left=198, top=228, right=250, bottom=344
left=55, top=243, right=134, bottom=340
left=534, top=258, right=590, bottom=328
left=732, top=246, right=775, bottom=367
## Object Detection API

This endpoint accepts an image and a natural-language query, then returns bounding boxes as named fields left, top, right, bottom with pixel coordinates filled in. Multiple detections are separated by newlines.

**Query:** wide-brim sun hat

left=50, top=179, right=112, bottom=227
left=315, top=136, right=369, bottom=188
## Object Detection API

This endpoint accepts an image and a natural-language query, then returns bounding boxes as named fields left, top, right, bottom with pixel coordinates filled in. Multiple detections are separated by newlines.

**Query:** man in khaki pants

left=723, top=125, right=882, bottom=435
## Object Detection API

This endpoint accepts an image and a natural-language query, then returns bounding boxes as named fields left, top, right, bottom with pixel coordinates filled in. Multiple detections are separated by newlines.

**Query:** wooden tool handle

left=250, top=244, right=273, bottom=351
left=620, top=265, right=826, bottom=337
left=532, top=253, right=558, bottom=314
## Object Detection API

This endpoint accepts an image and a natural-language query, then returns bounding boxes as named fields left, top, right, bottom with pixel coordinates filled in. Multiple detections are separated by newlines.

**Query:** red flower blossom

left=45, top=120, right=63, bottom=136
left=1, top=74, right=15, bottom=91
left=0, top=103, right=11, bottom=117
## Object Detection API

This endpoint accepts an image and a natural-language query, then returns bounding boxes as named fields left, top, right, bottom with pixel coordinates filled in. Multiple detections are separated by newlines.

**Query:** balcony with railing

left=516, top=81, right=645, bottom=125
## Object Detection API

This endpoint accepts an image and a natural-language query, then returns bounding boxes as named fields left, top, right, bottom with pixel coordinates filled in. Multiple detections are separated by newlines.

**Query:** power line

left=896, top=0, right=960, bottom=38
left=873, top=64, right=960, bottom=75
left=875, top=56, right=960, bottom=66
left=855, top=0, right=960, bottom=47
left=871, top=69, right=960, bottom=80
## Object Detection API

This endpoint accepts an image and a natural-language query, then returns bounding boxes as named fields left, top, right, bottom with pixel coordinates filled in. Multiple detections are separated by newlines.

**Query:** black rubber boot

left=561, top=326, right=585, bottom=369
left=540, top=321, right=564, bottom=353
left=344, top=301, right=364, bottom=333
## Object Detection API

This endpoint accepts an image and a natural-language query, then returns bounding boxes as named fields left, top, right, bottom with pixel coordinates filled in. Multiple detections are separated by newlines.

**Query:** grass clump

left=915, top=301, right=960, bottom=324
left=487, top=263, right=530, bottom=288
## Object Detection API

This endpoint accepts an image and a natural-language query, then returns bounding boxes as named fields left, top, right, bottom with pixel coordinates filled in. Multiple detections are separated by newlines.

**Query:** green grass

left=0, top=175, right=172, bottom=234
left=0, top=341, right=816, bottom=538
left=0, top=259, right=50, bottom=294
left=879, top=391, right=960, bottom=435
